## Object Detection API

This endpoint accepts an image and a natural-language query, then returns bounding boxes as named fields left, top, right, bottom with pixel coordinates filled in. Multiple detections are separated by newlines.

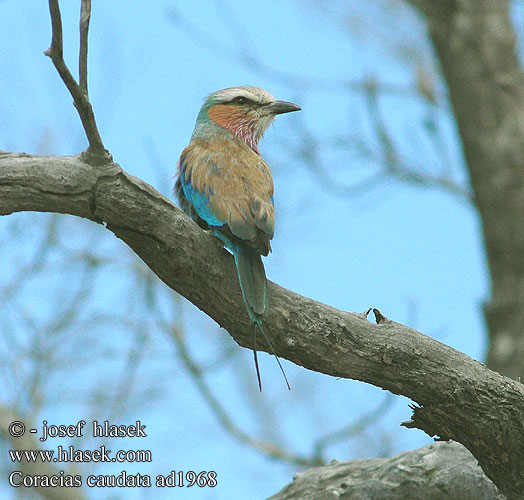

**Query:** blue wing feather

left=181, top=180, right=225, bottom=227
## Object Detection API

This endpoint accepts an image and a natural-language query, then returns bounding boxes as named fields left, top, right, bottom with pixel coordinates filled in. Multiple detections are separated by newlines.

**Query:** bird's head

left=193, top=86, right=301, bottom=153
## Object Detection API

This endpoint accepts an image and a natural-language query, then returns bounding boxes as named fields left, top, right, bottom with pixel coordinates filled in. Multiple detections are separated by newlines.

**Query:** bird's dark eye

left=231, top=96, right=249, bottom=105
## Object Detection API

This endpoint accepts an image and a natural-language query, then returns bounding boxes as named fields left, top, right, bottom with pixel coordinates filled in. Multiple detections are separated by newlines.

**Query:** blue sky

left=1, top=1, right=489, bottom=499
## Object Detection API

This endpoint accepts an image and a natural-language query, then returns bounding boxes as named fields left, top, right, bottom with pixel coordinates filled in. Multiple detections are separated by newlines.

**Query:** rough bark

left=409, top=0, right=524, bottom=381
left=1, top=150, right=523, bottom=498
left=269, top=441, right=503, bottom=500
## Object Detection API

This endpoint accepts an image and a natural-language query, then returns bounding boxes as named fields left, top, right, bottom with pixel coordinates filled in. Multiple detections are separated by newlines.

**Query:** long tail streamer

left=253, top=321, right=290, bottom=391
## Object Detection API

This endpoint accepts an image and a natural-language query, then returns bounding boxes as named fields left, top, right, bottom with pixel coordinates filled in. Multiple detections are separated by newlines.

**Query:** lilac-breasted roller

left=174, top=86, right=301, bottom=389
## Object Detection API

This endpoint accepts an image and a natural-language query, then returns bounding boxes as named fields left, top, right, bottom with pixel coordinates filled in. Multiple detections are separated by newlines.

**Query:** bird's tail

left=234, top=250, right=268, bottom=321
left=234, top=250, right=290, bottom=391
left=252, top=321, right=291, bottom=391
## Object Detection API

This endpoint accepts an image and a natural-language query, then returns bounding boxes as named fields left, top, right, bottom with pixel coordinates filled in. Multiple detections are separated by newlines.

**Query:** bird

left=174, top=86, right=301, bottom=390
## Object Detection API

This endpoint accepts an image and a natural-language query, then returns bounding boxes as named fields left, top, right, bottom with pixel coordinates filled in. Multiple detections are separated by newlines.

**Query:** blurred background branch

left=2, top=0, right=523, bottom=498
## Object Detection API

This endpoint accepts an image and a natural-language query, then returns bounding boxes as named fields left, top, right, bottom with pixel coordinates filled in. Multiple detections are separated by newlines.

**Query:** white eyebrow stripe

left=212, top=86, right=275, bottom=105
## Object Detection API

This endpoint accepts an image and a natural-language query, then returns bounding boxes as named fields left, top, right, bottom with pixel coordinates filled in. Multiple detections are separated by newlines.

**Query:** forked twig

left=44, top=0, right=108, bottom=161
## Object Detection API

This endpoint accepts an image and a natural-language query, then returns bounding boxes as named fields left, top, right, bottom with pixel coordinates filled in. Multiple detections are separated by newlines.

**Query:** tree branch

left=79, top=0, right=91, bottom=95
left=166, top=6, right=440, bottom=100
left=404, top=0, right=458, bottom=20
left=44, top=0, right=108, bottom=161
left=0, top=150, right=523, bottom=498
left=407, top=0, right=524, bottom=384
left=269, top=441, right=503, bottom=500
left=310, top=393, right=394, bottom=463
left=363, top=78, right=471, bottom=201
left=166, top=320, right=320, bottom=467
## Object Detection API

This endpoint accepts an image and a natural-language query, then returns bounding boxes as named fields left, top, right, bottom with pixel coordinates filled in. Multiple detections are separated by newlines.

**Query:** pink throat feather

left=208, top=105, right=261, bottom=154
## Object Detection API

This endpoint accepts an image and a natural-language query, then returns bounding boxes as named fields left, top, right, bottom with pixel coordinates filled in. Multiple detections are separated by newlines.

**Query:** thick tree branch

left=0, top=150, right=523, bottom=498
left=404, top=0, right=458, bottom=20
left=408, top=0, right=524, bottom=384
left=269, top=441, right=502, bottom=500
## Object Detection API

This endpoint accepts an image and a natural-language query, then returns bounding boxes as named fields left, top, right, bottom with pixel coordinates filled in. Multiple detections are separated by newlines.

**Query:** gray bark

left=268, top=0, right=524, bottom=497
left=269, top=441, right=503, bottom=500
left=265, top=0, right=524, bottom=496
left=409, top=0, right=524, bottom=382
left=1, top=150, right=523, bottom=498
left=4, top=1, right=524, bottom=498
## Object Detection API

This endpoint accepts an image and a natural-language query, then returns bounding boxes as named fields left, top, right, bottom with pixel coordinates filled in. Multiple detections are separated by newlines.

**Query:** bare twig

left=362, top=77, right=471, bottom=200
left=166, top=7, right=426, bottom=98
left=165, top=320, right=324, bottom=467
left=79, top=0, right=91, bottom=95
left=283, top=104, right=470, bottom=203
left=289, top=116, right=391, bottom=198
left=162, top=303, right=391, bottom=467
left=45, top=0, right=108, bottom=161
left=0, top=405, right=89, bottom=500
left=312, top=393, right=395, bottom=462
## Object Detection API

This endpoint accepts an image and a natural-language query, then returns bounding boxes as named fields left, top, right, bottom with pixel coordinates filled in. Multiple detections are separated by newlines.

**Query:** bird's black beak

left=267, top=100, right=301, bottom=115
